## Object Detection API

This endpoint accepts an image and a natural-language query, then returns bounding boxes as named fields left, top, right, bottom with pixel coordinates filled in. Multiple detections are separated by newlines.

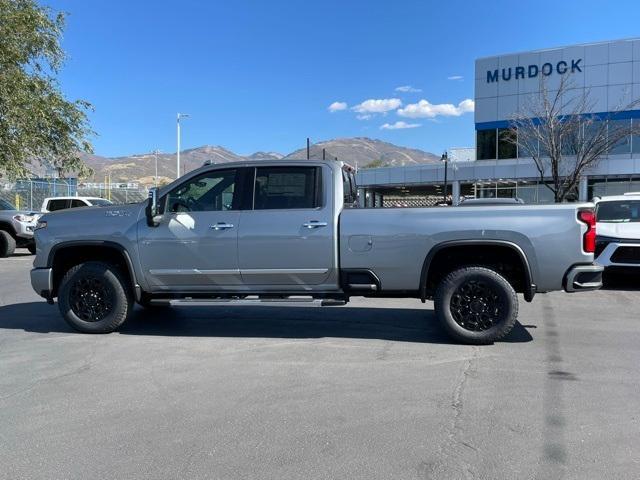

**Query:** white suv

left=41, top=196, right=112, bottom=213
left=594, top=192, right=640, bottom=270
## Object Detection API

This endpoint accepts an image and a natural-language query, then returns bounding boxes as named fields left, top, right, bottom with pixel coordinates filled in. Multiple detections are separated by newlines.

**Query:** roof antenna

left=322, top=148, right=326, bottom=160
left=306, top=138, right=310, bottom=160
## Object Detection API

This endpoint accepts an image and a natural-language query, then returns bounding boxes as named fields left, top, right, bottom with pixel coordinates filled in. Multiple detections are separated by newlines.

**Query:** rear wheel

left=0, top=230, right=16, bottom=258
left=434, top=266, right=518, bottom=344
left=58, top=261, right=133, bottom=333
left=27, top=243, right=36, bottom=255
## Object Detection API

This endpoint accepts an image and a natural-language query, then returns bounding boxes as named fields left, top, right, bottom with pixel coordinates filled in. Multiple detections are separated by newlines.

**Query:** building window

left=497, top=128, right=517, bottom=159
left=608, top=119, right=631, bottom=154
left=632, top=119, right=640, bottom=154
left=477, top=129, right=497, bottom=160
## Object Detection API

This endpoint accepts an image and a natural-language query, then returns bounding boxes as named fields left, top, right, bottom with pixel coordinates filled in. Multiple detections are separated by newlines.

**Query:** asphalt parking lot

left=1, top=251, right=639, bottom=480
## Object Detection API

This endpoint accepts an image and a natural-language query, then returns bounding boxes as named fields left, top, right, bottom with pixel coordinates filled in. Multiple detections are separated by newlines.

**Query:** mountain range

left=81, top=137, right=440, bottom=186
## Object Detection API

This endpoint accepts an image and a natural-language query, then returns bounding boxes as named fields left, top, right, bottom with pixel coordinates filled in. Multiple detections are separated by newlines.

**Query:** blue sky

left=49, top=0, right=640, bottom=157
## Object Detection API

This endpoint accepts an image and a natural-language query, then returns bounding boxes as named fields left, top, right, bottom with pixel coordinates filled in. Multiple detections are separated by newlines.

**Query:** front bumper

left=564, top=264, right=604, bottom=292
left=31, top=268, right=53, bottom=299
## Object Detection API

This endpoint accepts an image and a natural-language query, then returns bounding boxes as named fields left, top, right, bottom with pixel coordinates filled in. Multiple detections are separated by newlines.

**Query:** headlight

left=13, top=214, right=37, bottom=223
left=34, top=220, right=47, bottom=231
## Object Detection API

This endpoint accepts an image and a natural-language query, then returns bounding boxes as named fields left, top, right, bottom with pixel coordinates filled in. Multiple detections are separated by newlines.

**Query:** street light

left=441, top=151, right=449, bottom=204
left=176, top=113, right=190, bottom=179
left=153, top=149, right=161, bottom=187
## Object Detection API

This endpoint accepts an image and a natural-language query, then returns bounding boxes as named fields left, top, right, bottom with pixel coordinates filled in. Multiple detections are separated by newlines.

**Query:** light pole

left=176, top=113, right=190, bottom=179
left=441, top=151, right=449, bottom=204
left=153, top=149, right=161, bottom=187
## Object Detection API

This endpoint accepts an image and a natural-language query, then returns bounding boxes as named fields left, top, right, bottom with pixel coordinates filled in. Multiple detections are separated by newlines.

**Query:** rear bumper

left=596, top=242, right=640, bottom=268
left=564, top=264, right=604, bottom=292
left=31, top=268, right=53, bottom=299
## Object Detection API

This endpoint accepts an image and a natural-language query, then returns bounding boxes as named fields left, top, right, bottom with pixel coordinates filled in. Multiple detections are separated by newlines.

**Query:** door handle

left=210, top=222, right=234, bottom=230
left=302, top=221, right=328, bottom=229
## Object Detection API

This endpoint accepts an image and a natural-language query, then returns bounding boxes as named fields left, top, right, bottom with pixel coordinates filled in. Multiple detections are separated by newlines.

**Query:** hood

left=41, top=202, right=144, bottom=224
left=597, top=221, right=640, bottom=240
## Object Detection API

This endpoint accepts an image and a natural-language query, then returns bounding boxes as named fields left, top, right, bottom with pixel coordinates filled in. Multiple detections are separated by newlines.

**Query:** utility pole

left=176, top=113, right=190, bottom=179
left=153, top=149, right=161, bottom=187
left=441, top=151, right=449, bottom=204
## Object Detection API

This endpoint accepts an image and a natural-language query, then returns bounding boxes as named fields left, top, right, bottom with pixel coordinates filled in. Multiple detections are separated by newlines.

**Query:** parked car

left=41, top=196, right=113, bottom=212
left=459, top=197, right=525, bottom=206
left=31, top=159, right=603, bottom=344
left=0, top=198, right=39, bottom=256
left=594, top=192, right=640, bottom=271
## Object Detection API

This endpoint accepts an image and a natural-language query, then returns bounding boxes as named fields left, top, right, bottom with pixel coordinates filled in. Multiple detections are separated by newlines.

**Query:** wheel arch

left=0, top=220, right=16, bottom=236
left=48, top=241, right=140, bottom=300
left=420, top=240, right=535, bottom=302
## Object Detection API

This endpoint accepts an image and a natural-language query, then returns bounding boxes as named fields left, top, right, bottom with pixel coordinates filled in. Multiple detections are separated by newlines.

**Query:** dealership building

left=357, top=38, right=640, bottom=206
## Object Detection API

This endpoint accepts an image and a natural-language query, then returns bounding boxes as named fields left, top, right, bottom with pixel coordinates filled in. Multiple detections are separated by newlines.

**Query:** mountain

left=81, top=138, right=439, bottom=186
left=283, top=137, right=440, bottom=168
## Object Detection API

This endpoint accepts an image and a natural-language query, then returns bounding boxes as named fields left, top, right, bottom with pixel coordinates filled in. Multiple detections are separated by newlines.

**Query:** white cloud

left=447, top=75, right=463, bottom=81
left=380, top=121, right=421, bottom=130
left=397, top=98, right=474, bottom=118
left=395, top=85, right=422, bottom=93
left=328, top=101, right=348, bottom=112
left=356, top=114, right=372, bottom=121
left=352, top=98, right=402, bottom=114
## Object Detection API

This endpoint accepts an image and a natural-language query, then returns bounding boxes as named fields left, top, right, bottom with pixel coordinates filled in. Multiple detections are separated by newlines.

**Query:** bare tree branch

left=508, top=75, right=640, bottom=202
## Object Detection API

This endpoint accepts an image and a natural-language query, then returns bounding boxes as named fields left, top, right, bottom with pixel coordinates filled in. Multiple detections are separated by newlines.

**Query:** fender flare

left=419, top=239, right=536, bottom=302
left=47, top=240, right=141, bottom=301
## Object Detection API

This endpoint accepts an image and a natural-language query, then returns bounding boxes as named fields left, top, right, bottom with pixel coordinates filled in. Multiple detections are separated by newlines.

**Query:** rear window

left=596, top=200, right=640, bottom=223
left=47, top=199, right=69, bottom=211
left=254, top=166, right=320, bottom=210
left=88, top=199, right=113, bottom=206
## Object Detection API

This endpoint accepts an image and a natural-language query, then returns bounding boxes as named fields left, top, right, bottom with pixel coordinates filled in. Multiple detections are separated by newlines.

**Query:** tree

left=0, top=0, right=94, bottom=180
left=509, top=75, right=640, bottom=202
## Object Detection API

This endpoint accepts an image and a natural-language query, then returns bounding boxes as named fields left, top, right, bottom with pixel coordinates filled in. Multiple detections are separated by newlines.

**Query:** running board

left=157, top=298, right=346, bottom=307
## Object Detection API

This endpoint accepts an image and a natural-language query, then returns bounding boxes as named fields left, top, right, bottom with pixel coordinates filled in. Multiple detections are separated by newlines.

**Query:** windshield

left=596, top=200, right=640, bottom=223
left=88, top=198, right=113, bottom=206
left=0, top=199, right=16, bottom=210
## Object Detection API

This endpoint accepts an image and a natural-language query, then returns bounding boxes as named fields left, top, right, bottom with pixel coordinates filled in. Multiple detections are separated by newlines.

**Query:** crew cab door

left=238, top=165, right=336, bottom=286
left=138, top=168, right=243, bottom=288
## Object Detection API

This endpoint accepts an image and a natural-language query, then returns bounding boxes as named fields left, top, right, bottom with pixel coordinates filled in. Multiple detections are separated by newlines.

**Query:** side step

left=156, top=297, right=346, bottom=307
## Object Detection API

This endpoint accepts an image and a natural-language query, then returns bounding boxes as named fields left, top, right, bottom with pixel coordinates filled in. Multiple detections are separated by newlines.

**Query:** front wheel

left=58, top=261, right=133, bottom=333
left=434, top=266, right=518, bottom=345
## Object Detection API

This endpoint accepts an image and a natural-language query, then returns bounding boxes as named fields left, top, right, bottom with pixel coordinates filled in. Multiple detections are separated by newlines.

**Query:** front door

left=138, top=168, right=243, bottom=289
left=238, top=165, right=336, bottom=286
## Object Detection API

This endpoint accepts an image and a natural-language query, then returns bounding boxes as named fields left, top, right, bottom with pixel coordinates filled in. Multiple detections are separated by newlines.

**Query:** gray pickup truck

left=30, top=159, right=603, bottom=344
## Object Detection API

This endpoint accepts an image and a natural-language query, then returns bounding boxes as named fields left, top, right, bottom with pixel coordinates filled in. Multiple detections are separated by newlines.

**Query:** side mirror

left=146, top=187, right=161, bottom=226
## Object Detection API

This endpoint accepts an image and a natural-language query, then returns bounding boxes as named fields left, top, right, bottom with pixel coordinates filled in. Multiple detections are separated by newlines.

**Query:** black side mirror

left=146, top=187, right=161, bottom=226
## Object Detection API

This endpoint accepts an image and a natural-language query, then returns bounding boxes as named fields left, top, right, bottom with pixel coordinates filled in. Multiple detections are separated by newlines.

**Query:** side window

left=165, top=169, right=238, bottom=213
left=342, top=168, right=358, bottom=207
left=254, top=166, right=320, bottom=210
left=48, top=199, right=69, bottom=211
left=70, top=199, right=86, bottom=208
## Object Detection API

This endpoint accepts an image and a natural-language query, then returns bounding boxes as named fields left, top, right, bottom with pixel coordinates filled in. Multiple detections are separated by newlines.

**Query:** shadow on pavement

left=0, top=301, right=533, bottom=344
left=602, top=269, right=640, bottom=291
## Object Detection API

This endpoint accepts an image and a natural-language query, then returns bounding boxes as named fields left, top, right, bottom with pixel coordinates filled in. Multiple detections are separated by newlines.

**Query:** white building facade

left=357, top=38, right=640, bottom=206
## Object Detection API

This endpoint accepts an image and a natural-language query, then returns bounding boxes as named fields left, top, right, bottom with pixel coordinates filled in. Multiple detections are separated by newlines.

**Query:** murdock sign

left=487, top=59, right=582, bottom=83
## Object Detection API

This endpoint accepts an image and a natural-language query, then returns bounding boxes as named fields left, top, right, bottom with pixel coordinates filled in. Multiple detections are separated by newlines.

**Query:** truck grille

left=611, top=246, right=640, bottom=264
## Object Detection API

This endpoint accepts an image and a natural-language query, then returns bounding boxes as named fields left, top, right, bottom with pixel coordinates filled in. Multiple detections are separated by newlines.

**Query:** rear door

left=238, top=165, right=336, bottom=286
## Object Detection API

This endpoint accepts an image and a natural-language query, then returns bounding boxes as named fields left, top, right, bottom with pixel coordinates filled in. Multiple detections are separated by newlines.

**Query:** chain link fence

left=0, top=179, right=148, bottom=211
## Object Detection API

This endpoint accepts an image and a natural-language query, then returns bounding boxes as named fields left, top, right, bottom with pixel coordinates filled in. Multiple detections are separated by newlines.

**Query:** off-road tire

left=0, top=230, right=16, bottom=258
left=434, top=266, right=518, bottom=345
left=58, top=261, right=133, bottom=333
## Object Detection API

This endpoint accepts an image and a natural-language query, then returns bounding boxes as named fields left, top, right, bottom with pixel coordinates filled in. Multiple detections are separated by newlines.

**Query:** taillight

left=578, top=209, right=596, bottom=253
